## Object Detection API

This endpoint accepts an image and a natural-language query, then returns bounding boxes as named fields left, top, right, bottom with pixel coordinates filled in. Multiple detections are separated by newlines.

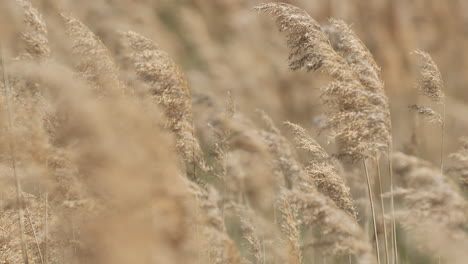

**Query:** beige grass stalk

left=412, top=50, right=445, bottom=173
left=327, top=19, right=394, bottom=264
left=255, top=9, right=392, bottom=262
left=25, top=208, right=44, bottom=264
left=61, top=13, right=123, bottom=92
left=121, top=31, right=204, bottom=172
left=258, top=116, right=373, bottom=261
left=278, top=192, right=303, bottom=264
left=363, top=160, right=381, bottom=264
left=1, top=46, right=29, bottom=264
left=375, top=156, right=390, bottom=264
left=285, top=121, right=357, bottom=219
left=188, top=182, right=243, bottom=264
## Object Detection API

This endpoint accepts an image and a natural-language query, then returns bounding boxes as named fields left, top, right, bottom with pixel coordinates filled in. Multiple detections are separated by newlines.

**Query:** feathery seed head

left=413, top=50, right=445, bottom=103
left=16, top=0, right=50, bottom=59
left=408, top=104, right=443, bottom=125
left=120, top=31, right=204, bottom=169
left=256, top=3, right=391, bottom=160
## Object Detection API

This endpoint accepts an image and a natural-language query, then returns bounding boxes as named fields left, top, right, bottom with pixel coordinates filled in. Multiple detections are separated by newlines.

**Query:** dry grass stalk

left=413, top=50, right=445, bottom=103
left=256, top=115, right=372, bottom=262
left=187, top=181, right=243, bottom=264
left=412, top=50, right=446, bottom=174
left=258, top=110, right=302, bottom=188
left=61, top=13, right=123, bottom=92
left=278, top=191, right=303, bottom=264
left=16, top=0, right=50, bottom=60
left=255, top=3, right=391, bottom=161
left=283, top=188, right=373, bottom=263
left=120, top=31, right=204, bottom=172
left=233, top=203, right=288, bottom=264
left=408, top=104, right=442, bottom=125
left=285, top=121, right=357, bottom=219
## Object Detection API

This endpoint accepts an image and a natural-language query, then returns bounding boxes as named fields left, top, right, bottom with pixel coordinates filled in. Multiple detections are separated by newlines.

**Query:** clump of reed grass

left=392, top=152, right=468, bottom=263
left=256, top=4, right=393, bottom=263
left=187, top=181, right=243, bottom=264
left=257, top=113, right=373, bottom=262
left=255, top=3, right=391, bottom=161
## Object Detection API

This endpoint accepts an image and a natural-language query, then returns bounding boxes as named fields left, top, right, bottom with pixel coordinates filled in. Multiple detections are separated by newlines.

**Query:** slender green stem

left=363, top=159, right=381, bottom=264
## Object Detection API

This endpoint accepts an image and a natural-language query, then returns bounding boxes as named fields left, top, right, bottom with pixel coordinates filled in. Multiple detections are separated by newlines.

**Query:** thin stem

left=363, top=159, right=381, bottom=264
left=376, top=155, right=390, bottom=264
left=440, top=102, right=446, bottom=174
left=1, top=45, right=29, bottom=264
left=25, top=207, right=44, bottom=264
left=387, top=146, right=398, bottom=264
left=44, top=193, right=48, bottom=264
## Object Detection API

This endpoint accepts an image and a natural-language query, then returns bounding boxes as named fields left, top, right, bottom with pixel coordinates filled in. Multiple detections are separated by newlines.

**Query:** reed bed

left=1, top=1, right=467, bottom=264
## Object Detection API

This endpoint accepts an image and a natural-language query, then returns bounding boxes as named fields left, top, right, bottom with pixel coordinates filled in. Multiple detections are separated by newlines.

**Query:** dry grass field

left=1, top=1, right=467, bottom=264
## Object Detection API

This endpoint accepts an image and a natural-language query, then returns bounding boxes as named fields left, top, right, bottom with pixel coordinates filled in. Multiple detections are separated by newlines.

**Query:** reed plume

left=285, top=121, right=357, bottom=219
left=16, top=0, right=50, bottom=60
left=278, top=192, right=303, bottom=264
left=408, top=104, right=442, bottom=125
left=61, top=13, right=122, bottom=92
left=413, top=50, right=445, bottom=103
left=258, top=110, right=302, bottom=188
left=255, top=3, right=391, bottom=161
left=120, top=31, right=204, bottom=171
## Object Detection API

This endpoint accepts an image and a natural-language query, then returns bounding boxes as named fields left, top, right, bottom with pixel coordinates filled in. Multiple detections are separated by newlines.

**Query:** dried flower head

left=255, top=3, right=391, bottom=161
left=285, top=122, right=357, bottom=218
left=283, top=189, right=373, bottom=262
left=120, top=31, right=204, bottom=169
left=16, top=0, right=50, bottom=59
left=408, top=104, right=442, bottom=125
left=61, top=13, right=123, bottom=91
left=413, top=50, right=445, bottom=103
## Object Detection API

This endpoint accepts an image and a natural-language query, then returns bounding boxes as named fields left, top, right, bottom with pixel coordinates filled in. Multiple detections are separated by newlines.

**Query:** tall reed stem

left=363, top=159, right=381, bottom=264
left=44, top=193, right=49, bottom=264
left=1, top=46, right=29, bottom=264
left=376, top=155, right=390, bottom=264
left=440, top=103, right=446, bottom=174
left=387, top=146, right=398, bottom=264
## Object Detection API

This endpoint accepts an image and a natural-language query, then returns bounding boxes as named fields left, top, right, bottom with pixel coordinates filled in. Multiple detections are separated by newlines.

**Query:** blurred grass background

left=30, top=0, right=468, bottom=165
